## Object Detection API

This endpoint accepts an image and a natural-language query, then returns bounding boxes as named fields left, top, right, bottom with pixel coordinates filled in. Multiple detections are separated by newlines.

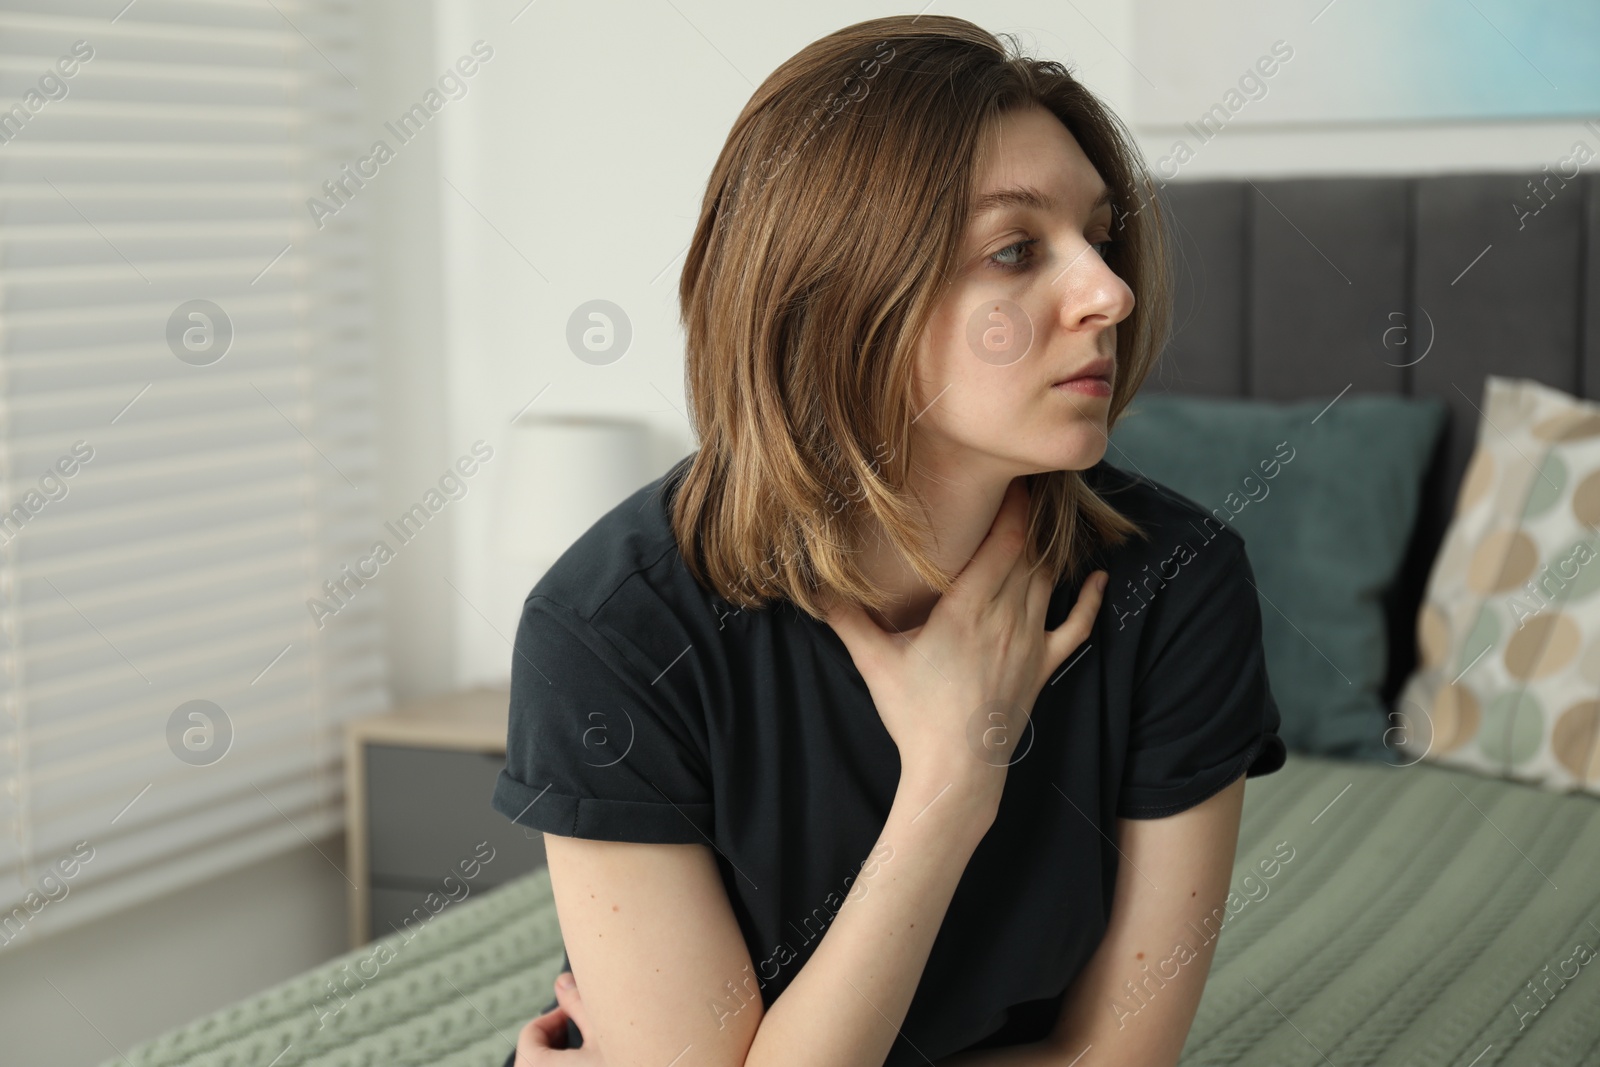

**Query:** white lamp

left=492, top=414, right=654, bottom=578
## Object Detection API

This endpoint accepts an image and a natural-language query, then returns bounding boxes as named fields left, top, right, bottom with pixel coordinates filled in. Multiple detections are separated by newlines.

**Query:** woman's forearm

left=742, top=764, right=1000, bottom=1067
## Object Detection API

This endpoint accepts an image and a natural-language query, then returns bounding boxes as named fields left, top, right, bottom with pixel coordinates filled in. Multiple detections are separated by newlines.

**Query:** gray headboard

left=1152, top=172, right=1600, bottom=708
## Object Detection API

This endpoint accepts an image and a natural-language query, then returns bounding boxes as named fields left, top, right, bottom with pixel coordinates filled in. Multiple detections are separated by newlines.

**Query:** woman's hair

left=670, top=13, right=1168, bottom=620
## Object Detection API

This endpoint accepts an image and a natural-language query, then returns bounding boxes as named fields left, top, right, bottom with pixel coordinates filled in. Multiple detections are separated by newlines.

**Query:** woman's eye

left=988, top=236, right=1114, bottom=272
left=989, top=238, right=1039, bottom=272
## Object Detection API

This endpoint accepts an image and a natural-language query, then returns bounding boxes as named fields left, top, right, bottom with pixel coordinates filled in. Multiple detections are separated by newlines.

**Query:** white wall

left=1132, top=116, right=1600, bottom=180
left=366, top=0, right=458, bottom=707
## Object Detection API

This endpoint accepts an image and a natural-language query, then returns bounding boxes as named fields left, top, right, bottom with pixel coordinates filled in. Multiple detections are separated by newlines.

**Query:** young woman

left=495, top=13, right=1285, bottom=1067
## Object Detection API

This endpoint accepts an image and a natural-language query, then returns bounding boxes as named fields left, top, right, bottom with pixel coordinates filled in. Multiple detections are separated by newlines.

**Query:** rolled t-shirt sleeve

left=491, top=594, right=714, bottom=844
left=1117, top=538, right=1287, bottom=820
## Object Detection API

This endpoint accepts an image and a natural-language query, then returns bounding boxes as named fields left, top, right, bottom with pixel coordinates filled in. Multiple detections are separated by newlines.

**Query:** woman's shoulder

left=1080, top=459, right=1257, bottom=620
left=525, top=454, right=711, bottom=634
left=1084, top=458, right=1249, bottom=564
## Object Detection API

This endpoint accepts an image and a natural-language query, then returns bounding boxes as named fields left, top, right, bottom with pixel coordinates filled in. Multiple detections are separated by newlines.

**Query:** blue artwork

left=1135, top=0, right=1600, bottom=124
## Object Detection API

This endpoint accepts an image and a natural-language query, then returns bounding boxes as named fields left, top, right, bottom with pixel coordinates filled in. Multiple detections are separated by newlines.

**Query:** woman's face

left=910, top=104, right=1135, bottom=481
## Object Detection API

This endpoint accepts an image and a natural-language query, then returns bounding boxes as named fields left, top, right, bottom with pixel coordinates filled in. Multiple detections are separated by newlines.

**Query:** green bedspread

left=104, top=752, right=1600, bottom=1067
left=1182, top=752, right=1600, bottom=1066
left=100, top=867, right=569, bottom=1067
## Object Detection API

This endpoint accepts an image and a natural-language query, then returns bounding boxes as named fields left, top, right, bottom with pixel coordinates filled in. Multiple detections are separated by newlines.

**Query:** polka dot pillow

left=1396, top=375, right=1600, bottom=795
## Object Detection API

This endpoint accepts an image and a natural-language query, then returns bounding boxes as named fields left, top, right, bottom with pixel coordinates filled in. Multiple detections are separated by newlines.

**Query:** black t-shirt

left=491, top=454, right=1286, bottom=1065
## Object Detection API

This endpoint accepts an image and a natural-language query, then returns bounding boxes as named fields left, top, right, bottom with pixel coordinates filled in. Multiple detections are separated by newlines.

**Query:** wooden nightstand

left=343, top=686, right=548, bottom=948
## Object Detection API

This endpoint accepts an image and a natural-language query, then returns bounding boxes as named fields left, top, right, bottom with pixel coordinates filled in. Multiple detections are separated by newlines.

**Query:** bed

left=102, top=170, right=1600, bottom=1066
left=94, top=751, right=1600, bottom=1067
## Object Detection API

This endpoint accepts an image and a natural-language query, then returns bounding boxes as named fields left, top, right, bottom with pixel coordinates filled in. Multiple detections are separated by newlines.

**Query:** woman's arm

left=931, top=774, right=1248, bottom=1067
left=539, top=761, right=1000, bottom=1067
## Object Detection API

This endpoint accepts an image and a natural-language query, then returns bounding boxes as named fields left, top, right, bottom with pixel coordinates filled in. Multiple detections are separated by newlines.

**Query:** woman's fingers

left=948, top=477, right=1032, bottom=607
left=1023, top=556, right=1054, bottom=625
left=994, top=523, right=1045, bottom=616
left=509, top=970, right=589, bottom=1064
left=514, top=1003, right=570, bottom=1063
left=1043, top=570, right=1108, bottom=679
left=554, top=975, right=590, bottom=1036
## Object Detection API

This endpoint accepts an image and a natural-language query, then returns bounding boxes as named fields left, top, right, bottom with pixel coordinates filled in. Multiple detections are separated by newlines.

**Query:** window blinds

left=0, top=0, right=386, bottom=948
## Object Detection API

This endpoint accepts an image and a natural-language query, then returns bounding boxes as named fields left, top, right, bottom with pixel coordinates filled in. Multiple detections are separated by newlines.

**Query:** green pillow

left=1106, top=392, right=1447, bottom=760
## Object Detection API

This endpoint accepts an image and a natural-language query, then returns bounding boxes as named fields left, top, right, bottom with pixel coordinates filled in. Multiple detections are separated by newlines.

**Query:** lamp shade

left=492, top=414, right=652, bottom=568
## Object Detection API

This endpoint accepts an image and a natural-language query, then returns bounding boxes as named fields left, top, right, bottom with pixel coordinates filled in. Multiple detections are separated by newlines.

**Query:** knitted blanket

left=101, top=867, right=566, bottom=1067
left=105, top=752, right=1600, bottom=1066
left=1183, top=752, right=1600, bottom=1066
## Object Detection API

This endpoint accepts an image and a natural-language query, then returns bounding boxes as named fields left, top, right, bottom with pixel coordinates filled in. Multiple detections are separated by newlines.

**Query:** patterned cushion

left=1397, top=375, right=1600, bottom=794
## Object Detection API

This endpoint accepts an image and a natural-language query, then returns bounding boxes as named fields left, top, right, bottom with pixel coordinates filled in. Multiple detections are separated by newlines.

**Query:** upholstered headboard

left=1152, top=171, right=1600, bottom=708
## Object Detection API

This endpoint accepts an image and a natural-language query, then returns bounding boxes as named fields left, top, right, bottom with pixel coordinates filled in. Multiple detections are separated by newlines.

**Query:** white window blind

left=0, top=0, right=387, bottom=949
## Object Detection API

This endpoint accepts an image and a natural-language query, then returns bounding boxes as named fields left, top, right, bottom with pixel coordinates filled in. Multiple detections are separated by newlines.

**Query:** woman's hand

left=821, top=476, right=1108, bottom=798
left=512, top=972, right=605, bottom=1065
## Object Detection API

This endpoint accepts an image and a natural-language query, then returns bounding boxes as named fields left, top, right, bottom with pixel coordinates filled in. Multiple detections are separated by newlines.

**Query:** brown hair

left=670, top=13, right=1169, bottom=620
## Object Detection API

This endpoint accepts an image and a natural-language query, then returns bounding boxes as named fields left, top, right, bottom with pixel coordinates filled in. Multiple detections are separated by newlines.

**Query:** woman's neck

left=853, top=461, right=1018, bottom=634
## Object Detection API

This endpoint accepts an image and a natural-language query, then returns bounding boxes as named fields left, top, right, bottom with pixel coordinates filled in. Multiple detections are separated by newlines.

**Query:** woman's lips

left=1052, top=376, right=1111, bottom=397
